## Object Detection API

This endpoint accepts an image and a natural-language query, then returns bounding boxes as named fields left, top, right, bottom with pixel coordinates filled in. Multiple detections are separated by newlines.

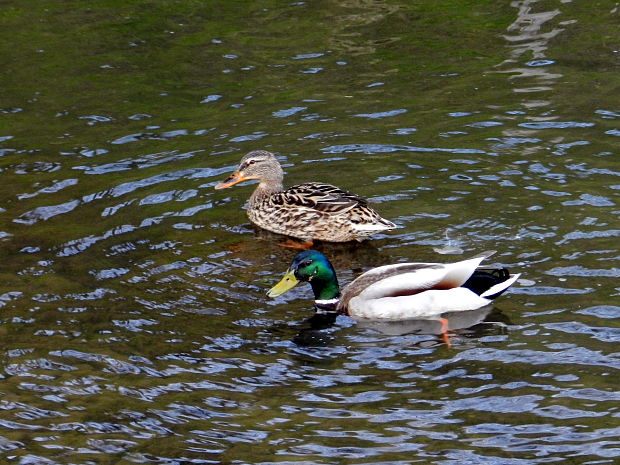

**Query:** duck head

left=268, top=250, right=341, bottom=303
left=215, top=150, right=284, bottom=190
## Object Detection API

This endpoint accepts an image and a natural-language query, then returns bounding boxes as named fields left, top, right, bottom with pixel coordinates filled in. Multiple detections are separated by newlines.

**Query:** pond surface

left=1, top=1, right=619, bottom=464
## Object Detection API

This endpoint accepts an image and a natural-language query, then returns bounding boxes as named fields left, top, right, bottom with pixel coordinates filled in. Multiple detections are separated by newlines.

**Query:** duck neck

left=310, top=275, right=341, bottom=311
left=249, top=178, right=283, bottom=206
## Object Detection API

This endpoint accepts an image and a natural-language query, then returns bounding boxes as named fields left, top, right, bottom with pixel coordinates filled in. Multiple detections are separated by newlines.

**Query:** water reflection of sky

left=495, top=0, right=566, bottom=104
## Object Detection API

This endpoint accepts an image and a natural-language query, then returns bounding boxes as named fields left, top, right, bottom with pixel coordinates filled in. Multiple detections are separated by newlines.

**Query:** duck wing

left=338, top=251, right=496, bottom=311
left=274, top=182, right=368, bottom=215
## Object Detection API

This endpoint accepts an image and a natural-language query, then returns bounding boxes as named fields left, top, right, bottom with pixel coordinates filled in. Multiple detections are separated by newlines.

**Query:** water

left=1, top=0, right=619, bottom=463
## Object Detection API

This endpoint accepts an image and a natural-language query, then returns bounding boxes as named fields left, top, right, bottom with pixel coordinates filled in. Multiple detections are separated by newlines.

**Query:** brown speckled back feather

left=273, top=182, right=364, bottom=214
left=248, top=181, right=395, bottom=241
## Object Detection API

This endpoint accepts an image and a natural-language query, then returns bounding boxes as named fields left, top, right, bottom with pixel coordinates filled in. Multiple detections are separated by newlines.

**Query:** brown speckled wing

left=277, top=182, right=367, bottom=214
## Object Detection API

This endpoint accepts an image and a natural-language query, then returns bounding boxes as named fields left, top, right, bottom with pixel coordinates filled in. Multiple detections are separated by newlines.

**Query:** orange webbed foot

left=277, top=239, right=314, bottom=250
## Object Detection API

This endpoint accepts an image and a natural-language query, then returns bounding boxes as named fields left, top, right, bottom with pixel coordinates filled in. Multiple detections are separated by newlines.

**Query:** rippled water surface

left=1, top=1, right=619, bottom=463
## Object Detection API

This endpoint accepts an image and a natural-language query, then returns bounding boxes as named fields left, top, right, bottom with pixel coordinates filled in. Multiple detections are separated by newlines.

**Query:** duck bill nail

left=267, top=270, right=299, bottom=297
left=214, top=172, right=245, bottom=189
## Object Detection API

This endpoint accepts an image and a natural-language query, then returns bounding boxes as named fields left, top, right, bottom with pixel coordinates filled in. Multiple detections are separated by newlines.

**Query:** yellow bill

left=267, top=269, right=300, bottom=297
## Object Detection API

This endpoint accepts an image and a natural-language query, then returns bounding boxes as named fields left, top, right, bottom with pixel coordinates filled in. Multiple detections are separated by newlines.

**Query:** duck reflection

left=354, top=305, right=494, bottom=336
left=291, top=305, right=509, bottom=347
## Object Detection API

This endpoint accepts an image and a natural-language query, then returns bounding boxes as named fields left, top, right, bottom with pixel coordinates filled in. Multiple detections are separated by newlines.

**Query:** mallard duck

left=268, top=250, right=521, bottom=321
left=214, top=150, right=396, bottom=247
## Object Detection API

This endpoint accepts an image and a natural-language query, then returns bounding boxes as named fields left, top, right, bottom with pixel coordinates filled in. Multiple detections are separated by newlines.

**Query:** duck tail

left=379, top=216, right=397, bottom=228
left=472, top=250, right=497, bottom=260
left=352, top=217, right=396, bottom=232
left=480, top=273, right=521, bottom=300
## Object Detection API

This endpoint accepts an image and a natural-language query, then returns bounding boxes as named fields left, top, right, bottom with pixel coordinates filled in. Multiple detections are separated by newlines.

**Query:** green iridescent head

left=268, top=250, right=341, bottom=301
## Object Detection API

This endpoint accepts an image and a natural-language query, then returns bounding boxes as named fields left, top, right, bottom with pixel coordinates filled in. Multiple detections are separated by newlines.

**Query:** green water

left=0, top=1, right=619, bottom=464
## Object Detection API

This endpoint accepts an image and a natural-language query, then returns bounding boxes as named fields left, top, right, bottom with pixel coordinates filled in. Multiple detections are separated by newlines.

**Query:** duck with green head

left=268, top=250, right=521, bottom=321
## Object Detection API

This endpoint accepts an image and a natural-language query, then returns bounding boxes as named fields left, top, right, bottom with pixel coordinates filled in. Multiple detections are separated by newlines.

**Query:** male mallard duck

left=268, top=250, right=520, bottom=321
left=214, top=150, right=396, bottom=247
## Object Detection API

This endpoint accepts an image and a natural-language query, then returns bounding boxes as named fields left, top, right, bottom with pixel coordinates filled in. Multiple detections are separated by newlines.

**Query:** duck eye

left=300, top=260, right=312, bottom=268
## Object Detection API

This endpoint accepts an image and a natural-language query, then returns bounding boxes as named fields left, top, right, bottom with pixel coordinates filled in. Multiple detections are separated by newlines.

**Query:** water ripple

left=322, top=143, right=487, bottom=155
left=74, top=151, right=199, bottom=175
left=543, top=321, right=620, bottom=342
left=353, top=109, right=408, bottom=119
left=518, top=121, right=595, bottom=129
left=449, top=347, right=620, bottom=369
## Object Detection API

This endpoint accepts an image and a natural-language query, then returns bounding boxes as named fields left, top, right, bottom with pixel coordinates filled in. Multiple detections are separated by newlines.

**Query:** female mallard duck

left=268, top=250, right=521, bottom=320
left=215, top=150, right=396, bottom=247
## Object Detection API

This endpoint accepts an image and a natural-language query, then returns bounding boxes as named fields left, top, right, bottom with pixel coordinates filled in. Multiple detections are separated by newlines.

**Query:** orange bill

left=214, top=172, right=246, bottom=190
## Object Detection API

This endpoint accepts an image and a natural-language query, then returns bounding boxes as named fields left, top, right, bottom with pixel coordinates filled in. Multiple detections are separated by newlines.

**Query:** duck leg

left=439, top=317, right=452, bottom=348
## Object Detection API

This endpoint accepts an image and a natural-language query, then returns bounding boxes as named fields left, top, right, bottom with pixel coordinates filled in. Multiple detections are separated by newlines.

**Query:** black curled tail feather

left=462, top=267, right=511, bottom=297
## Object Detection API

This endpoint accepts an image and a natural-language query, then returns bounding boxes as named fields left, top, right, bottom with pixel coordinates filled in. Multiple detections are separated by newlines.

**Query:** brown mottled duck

left=215, top=150, right=396, bottom=248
